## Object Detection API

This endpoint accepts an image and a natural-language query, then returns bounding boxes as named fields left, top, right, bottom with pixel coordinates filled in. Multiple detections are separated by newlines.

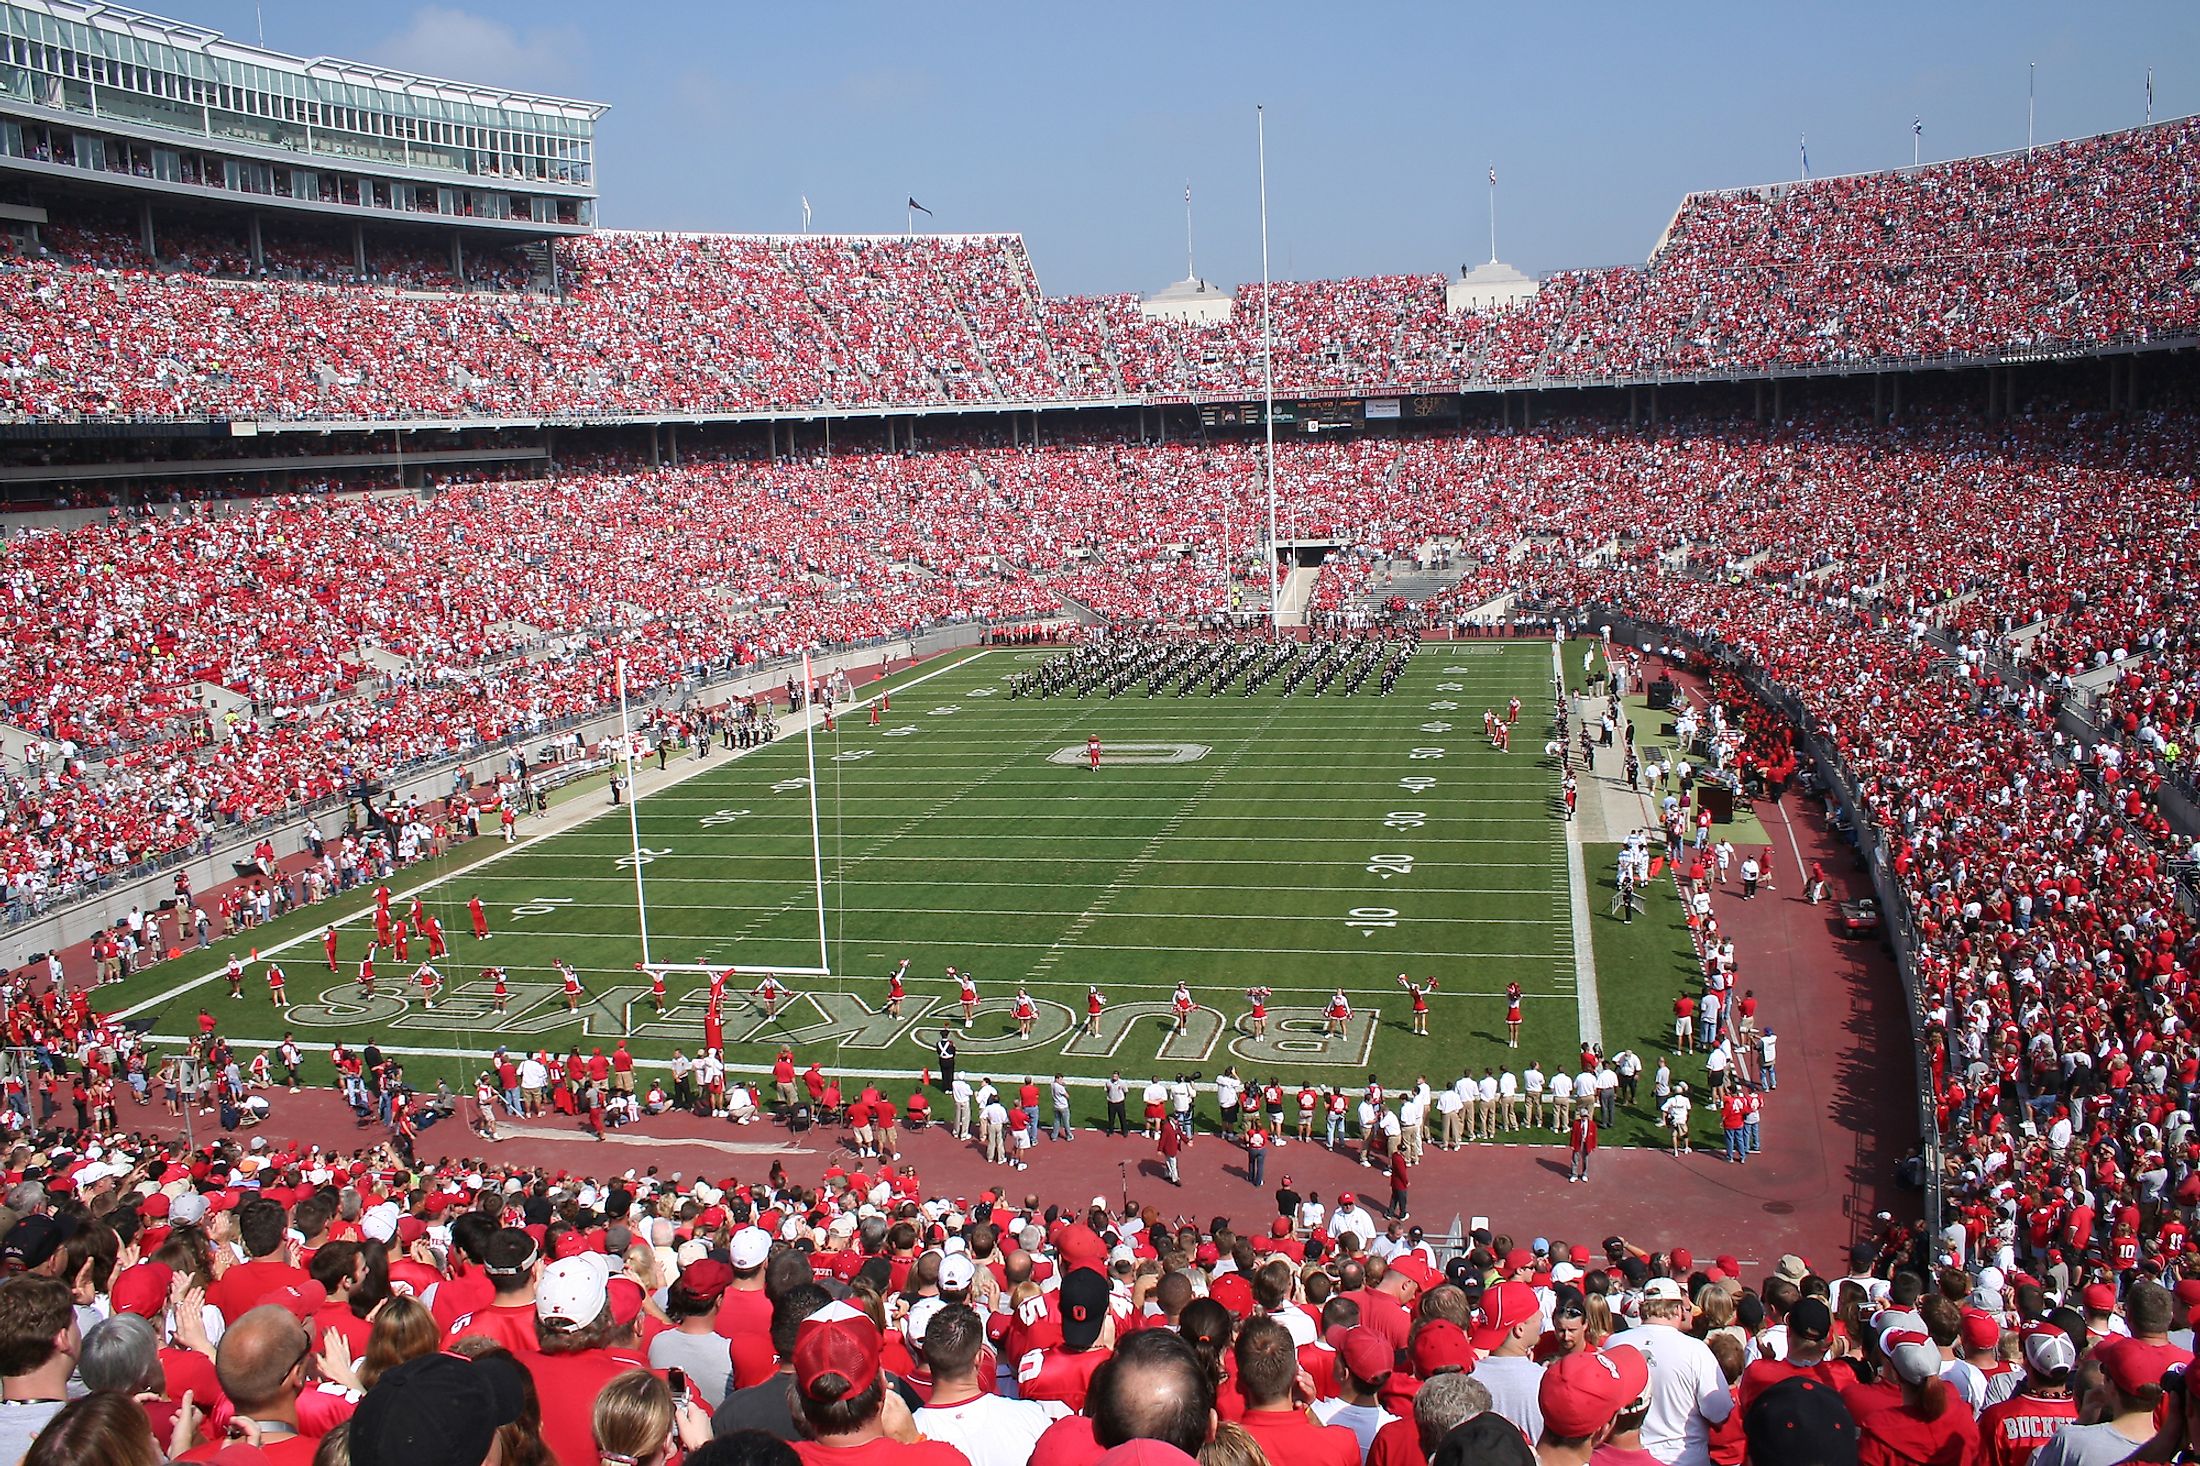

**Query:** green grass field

left=109, top=640, right=1710, bottom=1143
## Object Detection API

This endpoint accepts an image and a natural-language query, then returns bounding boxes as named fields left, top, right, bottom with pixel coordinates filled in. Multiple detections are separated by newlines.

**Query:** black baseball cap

left=1744, top=1376, right=1858, bottom=1466
left=1061, top=1267, right=1110, bottom=1350
left=0, top=1215, right=79, bottom=1270
left=350, top=1351, right=525, bottom=1466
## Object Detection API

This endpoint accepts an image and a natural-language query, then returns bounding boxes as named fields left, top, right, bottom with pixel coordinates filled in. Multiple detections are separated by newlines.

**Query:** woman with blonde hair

left=1199, top=1421, right=1271, bottom=1466
left=357, top=1295, right=440, bottom=1390
left=593, top=1368, right=713, bottom=1466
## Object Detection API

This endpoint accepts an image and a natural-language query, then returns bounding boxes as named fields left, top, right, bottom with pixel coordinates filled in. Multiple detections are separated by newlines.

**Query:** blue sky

left=170, top=2, right=2194, bottom=297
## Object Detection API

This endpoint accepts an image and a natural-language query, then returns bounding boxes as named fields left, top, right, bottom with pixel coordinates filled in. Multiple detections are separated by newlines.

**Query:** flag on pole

left=801, top=195, right=811, bottom=231
left=1913, top=117, right=1922, bottom=138
left=1799, top=135, right=1809, bottom=178
left=907, top=196, right=932, bottom=216
left=1487, top=166, right=1497, bottom=186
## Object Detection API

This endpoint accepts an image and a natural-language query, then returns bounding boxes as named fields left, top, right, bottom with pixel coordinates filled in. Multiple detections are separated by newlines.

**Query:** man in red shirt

left=1236, top=1316, right=1360, bottom=1466
left=443, top=1230, right=542, bottom=1353
left=1978, top=1326, right=2080, bottom=1466
left=209, top=1199, right=312, bottom=1321
left=791, top=1301, right=971, bottom=1466
left=174, top=1305, right=332, bottom=1464
left=716, top=1227, right=776, bottom=1343
left=1019, top=1269, right=1115, bottom=1410
left=527, top=1253, right=638, bottom=1466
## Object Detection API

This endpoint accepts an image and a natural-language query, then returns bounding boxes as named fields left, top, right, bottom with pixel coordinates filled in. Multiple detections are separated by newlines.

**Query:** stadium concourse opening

left=0, top=6, right=2196, bottom=1461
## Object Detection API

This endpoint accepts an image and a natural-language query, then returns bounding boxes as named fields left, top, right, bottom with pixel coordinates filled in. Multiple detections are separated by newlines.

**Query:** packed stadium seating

left=4, top=117, right=2196, bottom=422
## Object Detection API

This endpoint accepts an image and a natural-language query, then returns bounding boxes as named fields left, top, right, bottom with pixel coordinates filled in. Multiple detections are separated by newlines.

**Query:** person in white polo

left=1604, top=1276, right=1732, bottom=1466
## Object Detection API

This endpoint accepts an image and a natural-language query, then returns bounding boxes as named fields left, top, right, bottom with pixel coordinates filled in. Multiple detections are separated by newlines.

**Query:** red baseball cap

left=1472, top=1282, right=1540, bottom=1351
left=265, top=1281, right=329, bottom=1322
left=110, top=1263, right=173, bottom=1319
left=1408, top=1319, right=1478, bottom=1377
left=2099, top=1338, right=2186, bottom=1395
left=1670, top=1249, right=1694, bottom=1272
left=1503, top=1248, right=1533, bottom=1275
left=1958, top=1310, right=2001, bottom=1351
left=794, top=1306, right=882, bottom=1403
left=1539, top=1345, right=1651, bottom=1438
left=1333, top=1326, right=1394, bottom=1384
left=2081, top=1283, right=2117, bottom=1312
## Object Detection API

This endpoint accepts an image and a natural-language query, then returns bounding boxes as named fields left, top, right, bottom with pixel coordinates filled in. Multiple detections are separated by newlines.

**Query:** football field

left=114, top=639, right=1698, bottom=1135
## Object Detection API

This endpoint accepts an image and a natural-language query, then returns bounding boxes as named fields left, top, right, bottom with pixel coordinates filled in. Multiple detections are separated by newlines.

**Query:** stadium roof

left=9, top=0, right=608, bottom=120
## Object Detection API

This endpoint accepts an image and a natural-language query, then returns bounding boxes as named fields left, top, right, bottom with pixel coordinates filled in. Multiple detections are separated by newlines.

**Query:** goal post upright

left=801, top=651, right=830, bottom=976
left=617, top=656, right=654, bottom=972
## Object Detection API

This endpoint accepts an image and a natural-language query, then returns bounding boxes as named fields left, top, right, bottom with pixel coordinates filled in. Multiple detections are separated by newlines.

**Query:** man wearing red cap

left=2029, top=1337, right=2175, bottom=1466
left=1313, top=1326, right=1400, bottom=1455
left=791, top=1301, right=970, bottom=1466
left=651, top=1259, right=738, bottom=1407
left=1537, top=1345, right=1652, bottom=1466
left=1474, top=1280, right=1548, bottom=1439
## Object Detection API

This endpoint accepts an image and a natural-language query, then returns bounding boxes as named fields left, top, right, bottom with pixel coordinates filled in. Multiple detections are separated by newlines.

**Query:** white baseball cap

left=169, top=1192, right=209, bottom=1226
left=730, top=1227, right=772, bottom=1269
left=360, top=1202, right=402, bottom=1244
left=536, top=1254, right=612, bottom=1327
left=903, top=1295, right=948, bottom=1348
left=938, top=1254, right=976, bottom=1291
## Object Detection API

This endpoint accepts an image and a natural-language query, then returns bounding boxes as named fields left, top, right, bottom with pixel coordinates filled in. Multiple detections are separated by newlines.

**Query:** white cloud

left=368, top=7, right=588, bottom=93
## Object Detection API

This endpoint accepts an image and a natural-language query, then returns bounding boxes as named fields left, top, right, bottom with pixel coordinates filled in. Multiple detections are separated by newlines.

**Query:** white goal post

left=616, top=651, right=835, bottom=987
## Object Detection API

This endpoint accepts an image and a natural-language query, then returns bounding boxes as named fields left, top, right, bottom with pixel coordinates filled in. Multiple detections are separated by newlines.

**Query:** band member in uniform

left=323, top=925, right=340, bottom=972
left=934, top=1030, right=957, bottom=1090
left=1087, top=734, right=1102, bottom=771
left=469, top=895, right=490, bottom=941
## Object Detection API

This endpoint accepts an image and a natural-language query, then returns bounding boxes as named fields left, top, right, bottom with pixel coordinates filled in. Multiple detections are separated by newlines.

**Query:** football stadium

left=0, top=1, right=2194, bottom=1461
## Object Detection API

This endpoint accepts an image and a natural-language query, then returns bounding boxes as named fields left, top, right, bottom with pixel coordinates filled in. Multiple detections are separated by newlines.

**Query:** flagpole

left=2146, top=68, right=2154, bottom=125
left=2028, top=62, right=2035, bottom=152
left=1258, top=104, right=1279, bottom=643
left=616, top=657, right=653, bottom=972
left=801, top=651, right=829, bottom=975
left=1184, top=182, right=1195, bottom=281
left=1912, top=119, right=1920, bottom=168
left=1799, top=134, right=1808, bottom=180
left=1487, top=164, right=1497, bottom=264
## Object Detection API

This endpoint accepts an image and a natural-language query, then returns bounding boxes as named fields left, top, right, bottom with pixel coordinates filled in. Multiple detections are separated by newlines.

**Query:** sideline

left=1554, top=639, right=1604, bottom=1045
left=115, top=650, right=994, bottom=1021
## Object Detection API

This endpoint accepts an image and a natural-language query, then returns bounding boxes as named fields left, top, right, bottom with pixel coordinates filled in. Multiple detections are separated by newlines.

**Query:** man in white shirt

left=1329, top=1194, right=1378, bottom=1245
left=1468, top=1281, right=1545, bottom=1440
left=1605, top=1278, right=1733, bottom=1466
left=950, top=1076, right=974, bottom=1138
left=1312, top=1327, right=1398, bottom=1455
left=912, top=1303, right=1065, bottom=1466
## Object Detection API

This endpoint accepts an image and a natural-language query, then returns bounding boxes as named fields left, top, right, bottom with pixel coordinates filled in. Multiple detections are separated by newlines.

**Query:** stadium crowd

left=4, top=117, right=2196, bottom=422
left=0, top=1036, right=2190, bottom=1466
